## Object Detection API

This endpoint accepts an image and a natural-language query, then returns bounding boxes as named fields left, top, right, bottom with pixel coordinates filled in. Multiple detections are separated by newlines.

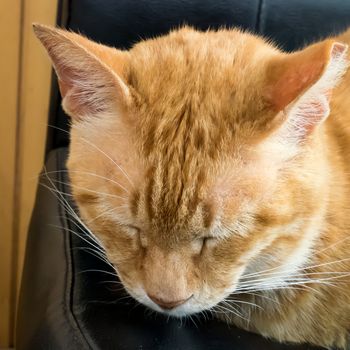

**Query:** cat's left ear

left=33, top=24, right=130, bottom=119
left=265, top=40, right=348, bottom=139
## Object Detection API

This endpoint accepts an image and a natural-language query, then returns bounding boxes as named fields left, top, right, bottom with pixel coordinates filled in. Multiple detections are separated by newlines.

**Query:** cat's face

left=67, top=114, right=324, bottom=317
left=34, top=25, right=347, bottom=316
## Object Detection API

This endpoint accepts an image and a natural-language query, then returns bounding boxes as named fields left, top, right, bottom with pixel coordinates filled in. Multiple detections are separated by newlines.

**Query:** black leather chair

left=16, top=1, right=350, bottom=349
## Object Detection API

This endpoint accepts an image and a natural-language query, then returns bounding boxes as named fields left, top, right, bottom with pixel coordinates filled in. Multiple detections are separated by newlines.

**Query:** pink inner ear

left=294, top=98, right=329, bottom=137
left=54, top=60, right=76, bottom=98
left=331, top=42, right=348, bottom=58
left=55, top=59, right=121, bottom=117
left=268, top=61, right=325, bottom=112
left=58, top=78, right=70, bottom=98
left=264, top=40, right=349, bottom=142
left=56, top=66, right=94, bottom=116
left=266, top=41, right=348, bottom=113
left=34, top=25, right=132, bottom=120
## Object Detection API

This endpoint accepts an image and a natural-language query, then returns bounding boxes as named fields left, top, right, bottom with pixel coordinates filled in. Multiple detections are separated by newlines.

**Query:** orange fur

left=34, top=23, right=350, bottom=348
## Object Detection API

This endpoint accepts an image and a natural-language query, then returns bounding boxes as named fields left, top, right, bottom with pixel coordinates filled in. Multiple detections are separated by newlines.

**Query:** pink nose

left=148, top=294, right=192, bottom=310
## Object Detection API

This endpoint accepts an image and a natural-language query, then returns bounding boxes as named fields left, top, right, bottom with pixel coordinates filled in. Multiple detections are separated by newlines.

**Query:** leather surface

left=16, top=148, right=87, bottom=349
left=17, top=148, right=324, bottom=349
left=48, top=0, right=350, bottom=154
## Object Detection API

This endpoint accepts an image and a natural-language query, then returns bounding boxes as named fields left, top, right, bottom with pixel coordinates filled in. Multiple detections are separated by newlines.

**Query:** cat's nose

left=148, top=294, right=192, bottom=310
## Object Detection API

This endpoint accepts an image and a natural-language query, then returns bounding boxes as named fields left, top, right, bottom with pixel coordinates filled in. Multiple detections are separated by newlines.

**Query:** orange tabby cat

left=34, top=23, right=350, bottom=349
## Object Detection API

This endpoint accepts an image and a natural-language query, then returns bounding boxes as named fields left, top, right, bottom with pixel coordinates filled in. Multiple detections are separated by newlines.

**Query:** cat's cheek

left=90, top=229, right=139, bottom=267
left=116, top=269, right=145, bottom=299
left=199, top=248, right=245, bottom=297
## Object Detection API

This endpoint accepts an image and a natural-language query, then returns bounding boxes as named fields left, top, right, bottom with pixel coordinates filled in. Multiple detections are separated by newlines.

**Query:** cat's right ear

left=33, top=24, right=131, bottom=119
left=264, top=40, right=348, bottom=142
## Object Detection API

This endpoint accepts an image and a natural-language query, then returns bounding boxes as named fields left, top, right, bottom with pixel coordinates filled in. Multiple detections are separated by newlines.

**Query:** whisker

left=42, top=169, right=130, bottom=194
left=61, top=215, right=102, bottom=245
left=225, top=298, right=264, bottom=310
left=78, top=269, right=119, bottom=277
left=188, top=315, right=199, bottom=328
left=234, top=278, right=344, bottom=295
left=72, top=246, right=114, bottom=268
left=39, top=182, right=75, bottom=197
left=79, top=136, right=136, bottom=190
left=50, top=223, right=106, bottom=256
left=221, top=300, right=245, bottom=317
left=215, top=302, right=247, bottom=322
left=87, top=204, right=129, bottom=224
left=98, top=280, right=124, bottom=285
left=317, top=235, right=350, bottom=255
left=234, top=280, right=327, bottom=295
left=47, top=124, right=135, bottom=189
left=41, top=172, right=114, bottom=267
left=244, top=292, right=281, bottom=305
left=41, top=171, right=104, bottom=249
left=49, top=178, right=127, bottom=200
left=241, top=257, right=350, bottom=281
left=238, top=271, right=350, bottom=290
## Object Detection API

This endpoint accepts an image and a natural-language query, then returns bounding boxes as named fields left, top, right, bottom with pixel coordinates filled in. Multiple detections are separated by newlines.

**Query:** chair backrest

left=46, top=0, right=350, bottom=156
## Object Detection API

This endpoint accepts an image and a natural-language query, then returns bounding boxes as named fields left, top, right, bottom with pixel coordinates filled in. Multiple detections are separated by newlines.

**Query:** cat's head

left=34, top=24, right=348, bottom=316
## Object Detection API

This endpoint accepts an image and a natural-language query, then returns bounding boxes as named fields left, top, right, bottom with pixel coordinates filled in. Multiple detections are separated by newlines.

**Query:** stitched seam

left=57, top=149, right=91, bottom=349
left=255, top=0, right=264, bottom=34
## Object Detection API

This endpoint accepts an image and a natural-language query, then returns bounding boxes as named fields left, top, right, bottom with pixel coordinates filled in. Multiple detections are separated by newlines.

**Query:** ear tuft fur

left=33, top=24, right=130, bottom=119
left=266, top=40, right=348, bottom=151
left=283, top=41, right=348, bottom=142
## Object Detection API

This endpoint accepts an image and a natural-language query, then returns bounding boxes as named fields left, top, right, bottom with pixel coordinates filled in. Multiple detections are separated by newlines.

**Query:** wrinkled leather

left=17, top=148, right=324, bottom=349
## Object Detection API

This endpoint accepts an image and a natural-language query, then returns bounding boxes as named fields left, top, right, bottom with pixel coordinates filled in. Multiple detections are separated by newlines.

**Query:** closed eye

left=202, top=236, right=216, bottom=242
left=193, top=236, right=218, bottom=255
left=124, top=225, right=149, bottom=248
left=124, top=225, right=141, bottom=236
left=202, top=236, right=219, bottom=248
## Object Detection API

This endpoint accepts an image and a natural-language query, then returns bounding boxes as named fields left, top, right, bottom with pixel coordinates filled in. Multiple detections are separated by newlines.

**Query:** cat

left=34, top=23, right=350, bottom=349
